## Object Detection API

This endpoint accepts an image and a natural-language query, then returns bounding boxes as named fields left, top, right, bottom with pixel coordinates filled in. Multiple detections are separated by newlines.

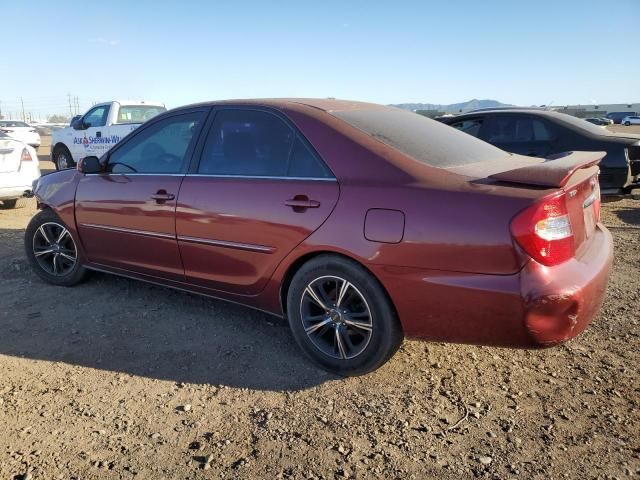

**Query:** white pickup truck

left=51, top=100, right=166, bottom=170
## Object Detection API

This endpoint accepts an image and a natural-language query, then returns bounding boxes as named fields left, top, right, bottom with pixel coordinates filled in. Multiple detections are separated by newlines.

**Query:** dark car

left=440, top=109, right=640, bottom=194
left=25, top=100, right=612, bottom=375
left=585, top=118, right=608, bottom=126
left=606, top=112, right=638, bottom=125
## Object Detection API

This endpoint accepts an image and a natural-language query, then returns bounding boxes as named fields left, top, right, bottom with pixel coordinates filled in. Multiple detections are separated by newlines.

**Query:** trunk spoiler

left=489, top=151, right=605, bottom=188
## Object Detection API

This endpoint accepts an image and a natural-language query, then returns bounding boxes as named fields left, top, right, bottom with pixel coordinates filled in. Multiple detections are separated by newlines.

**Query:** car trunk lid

left=0, top=139, right=21, bottom=173
left=486, top=151, right=604, bottom=263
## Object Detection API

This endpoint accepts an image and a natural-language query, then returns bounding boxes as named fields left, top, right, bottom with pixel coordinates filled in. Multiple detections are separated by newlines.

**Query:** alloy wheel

left=299, top=275, right=373, bottom=360
left=32, top=222, right=78, bottom=276
left=57, top=153, right=69, bottom=170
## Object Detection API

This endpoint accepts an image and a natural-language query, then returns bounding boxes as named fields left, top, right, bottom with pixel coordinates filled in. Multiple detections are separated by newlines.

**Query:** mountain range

left=391, top=99, right=513, bottom=113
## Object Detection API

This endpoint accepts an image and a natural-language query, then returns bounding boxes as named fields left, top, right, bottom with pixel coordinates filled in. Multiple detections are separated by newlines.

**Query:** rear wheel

left=286, top=255, right=403, bottom=376
left=624, top=121, right=631, bottom=126
left=54, top=145, right=74, bottom=170
left=0, top=199, right=19, bottom=209
left=24, top=209, right=88, bottom=286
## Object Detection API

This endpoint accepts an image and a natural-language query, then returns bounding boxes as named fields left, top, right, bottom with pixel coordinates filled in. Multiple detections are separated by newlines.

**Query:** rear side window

left=334, top=107, right=509, bottom=167
left=483, top=116, right=553, bottom=143
left=116, top=105, right=167, bottom=124
left=198, top=109, right=332, bottom=178
left=108, top=112, right=203, bottom=174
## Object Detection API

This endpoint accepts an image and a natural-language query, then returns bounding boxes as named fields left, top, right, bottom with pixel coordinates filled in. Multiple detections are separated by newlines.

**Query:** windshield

left=0, top=120, right=30, bottom=128
left=116, top=105, right=167, bottom=124
left=334, top=107, right=510, bottom=167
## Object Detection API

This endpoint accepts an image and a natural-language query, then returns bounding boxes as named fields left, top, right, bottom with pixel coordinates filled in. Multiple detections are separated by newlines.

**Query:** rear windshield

left=0, top=121, right=29, bottom=127
left=333, top=107, right=509, bottom=167
left=116, top=105, right=167, bottom=124
left=552, top=112, right=612, bottom=135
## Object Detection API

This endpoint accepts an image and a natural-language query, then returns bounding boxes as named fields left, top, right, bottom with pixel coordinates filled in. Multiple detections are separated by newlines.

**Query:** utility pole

left=21, top=97, right=26, bottom=122
left=67, top=93, right=73, bottom=117
left=0, top=100, right=3, bottom=120
left=75, top=96, right=80, bottom=115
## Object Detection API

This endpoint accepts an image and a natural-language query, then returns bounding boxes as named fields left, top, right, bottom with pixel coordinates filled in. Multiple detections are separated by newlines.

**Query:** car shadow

left=615, top=206, right=640, bottom=226
left=0, top=231, right=337, bottom=391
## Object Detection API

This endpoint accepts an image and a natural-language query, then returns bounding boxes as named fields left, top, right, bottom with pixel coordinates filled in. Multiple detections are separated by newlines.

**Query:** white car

left=0, top=130, right=40, bottom=209
left=0, top=120, right=42, bottom=148
left=621, top=116, right=640, bottom=126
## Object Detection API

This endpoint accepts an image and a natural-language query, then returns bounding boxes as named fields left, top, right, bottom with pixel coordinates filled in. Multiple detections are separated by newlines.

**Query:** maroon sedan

left=25, top=99, right=613, bottom=375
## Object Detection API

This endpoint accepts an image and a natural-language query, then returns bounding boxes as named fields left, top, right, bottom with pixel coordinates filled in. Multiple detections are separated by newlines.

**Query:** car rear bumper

left=369, top=225, right=613, bottom=348
left=0, top=185, right=32, bottom=200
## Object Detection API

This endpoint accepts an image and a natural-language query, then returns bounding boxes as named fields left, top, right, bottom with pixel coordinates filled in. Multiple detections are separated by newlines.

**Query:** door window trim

left=93, top=107, right=212, bottom=176
left=189, top=105, right=336, bottom=180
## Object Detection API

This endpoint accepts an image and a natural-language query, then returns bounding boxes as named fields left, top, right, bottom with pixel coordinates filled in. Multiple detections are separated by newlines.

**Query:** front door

left=71, top=104, right=111, bottom=160
left=75, top=109, right=207, bottom=280
left=176, top=108, right=339, bottom=295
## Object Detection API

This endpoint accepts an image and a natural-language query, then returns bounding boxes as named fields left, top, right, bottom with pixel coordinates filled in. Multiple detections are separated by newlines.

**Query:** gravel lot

left=0, top=139, right=638, bottom=479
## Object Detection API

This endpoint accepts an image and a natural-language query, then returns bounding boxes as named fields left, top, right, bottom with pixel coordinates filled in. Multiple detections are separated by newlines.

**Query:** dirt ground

left=0, top=142, right=638, bottom=479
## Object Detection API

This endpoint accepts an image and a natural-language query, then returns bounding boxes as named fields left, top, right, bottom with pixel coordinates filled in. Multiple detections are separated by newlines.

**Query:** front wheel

left=24, top=209, right=88, bottom=286
left=286, top=255, right=403, bottom=376
left=54, top=146, right=74, bottom=170
left=624, top=121, right=631, bottom=126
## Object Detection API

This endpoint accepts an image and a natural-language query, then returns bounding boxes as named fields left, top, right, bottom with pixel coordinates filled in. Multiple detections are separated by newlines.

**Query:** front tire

left=286, top=255, right=403, bottom=376
left=24, top=209, right=88, bottom=286
left=53, top=146, right=74, bottom=170
left=624, top=121, right=631, bottom=126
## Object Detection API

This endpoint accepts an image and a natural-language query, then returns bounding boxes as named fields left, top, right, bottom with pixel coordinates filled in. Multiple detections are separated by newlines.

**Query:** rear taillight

left=511, top=192, right=574, bottom=266
left=20, top=148, right=32, bottom=162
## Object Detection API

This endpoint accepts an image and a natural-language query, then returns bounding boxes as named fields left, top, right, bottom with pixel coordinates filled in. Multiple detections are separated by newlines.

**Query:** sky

left=1, top=0, right=639, bottom=119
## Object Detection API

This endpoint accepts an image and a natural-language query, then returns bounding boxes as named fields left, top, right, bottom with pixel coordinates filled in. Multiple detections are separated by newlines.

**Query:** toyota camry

left=25, top=99, right=613, bottom=375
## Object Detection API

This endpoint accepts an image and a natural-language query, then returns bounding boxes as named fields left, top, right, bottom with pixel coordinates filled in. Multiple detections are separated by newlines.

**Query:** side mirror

left=77, top=156, right=103, bottom=174
left=70, top=115, right=81, bottom=127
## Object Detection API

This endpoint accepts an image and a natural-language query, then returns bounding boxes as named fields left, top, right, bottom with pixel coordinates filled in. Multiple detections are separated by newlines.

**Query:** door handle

left=285, top=196, right=320, bottom=211
left=96, top=131, right=102, bottom=138
left=151, top=190, right=175, bottom=203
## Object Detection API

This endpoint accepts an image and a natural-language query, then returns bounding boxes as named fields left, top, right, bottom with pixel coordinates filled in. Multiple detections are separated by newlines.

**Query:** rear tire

left=53, top=145, right=74, bottom=170
left=624, top=121, right=631, bottom=126
left=24, top=209, right=88, bottom=286
left=0, top=199, right=19, bottom=209
left=286, top=255, right=403, bottom=376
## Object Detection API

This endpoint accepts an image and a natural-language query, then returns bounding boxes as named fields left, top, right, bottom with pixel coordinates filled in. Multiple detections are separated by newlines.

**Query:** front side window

left=107, top=112, right=203, bottom=174
left=83, top=106, right=110, bottom=128
left=450, top=118, right=483, bottom=138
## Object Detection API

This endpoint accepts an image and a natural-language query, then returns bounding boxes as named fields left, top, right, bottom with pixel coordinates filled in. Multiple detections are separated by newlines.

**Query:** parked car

left=440, top=109, right=640, bottom=194
left=51, top=100, right=166, bottom=170
left=621, top=116, right=640, bottom=126
left=26, top=100, right=612, bottom=375
left=0, top=120, right=41, bottom=148
left=585, top=118, right=608, bottom=126
left=606, top=111, right=638, bottom=124
left=599, top=117, right=614, bottom=125
left=0, top=130, right=40, bottom=209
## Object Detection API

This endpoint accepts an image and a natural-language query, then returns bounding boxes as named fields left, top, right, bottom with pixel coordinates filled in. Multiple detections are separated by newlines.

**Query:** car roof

left=172, top=98, right=388, bottom=113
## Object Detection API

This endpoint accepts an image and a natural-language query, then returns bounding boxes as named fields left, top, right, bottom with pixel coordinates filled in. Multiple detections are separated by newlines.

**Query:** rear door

left=481, top=115, right=555, bottom=157
left=75, top=109, right=207, bottom=280
left=176, top=107, right=339, bottom=295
